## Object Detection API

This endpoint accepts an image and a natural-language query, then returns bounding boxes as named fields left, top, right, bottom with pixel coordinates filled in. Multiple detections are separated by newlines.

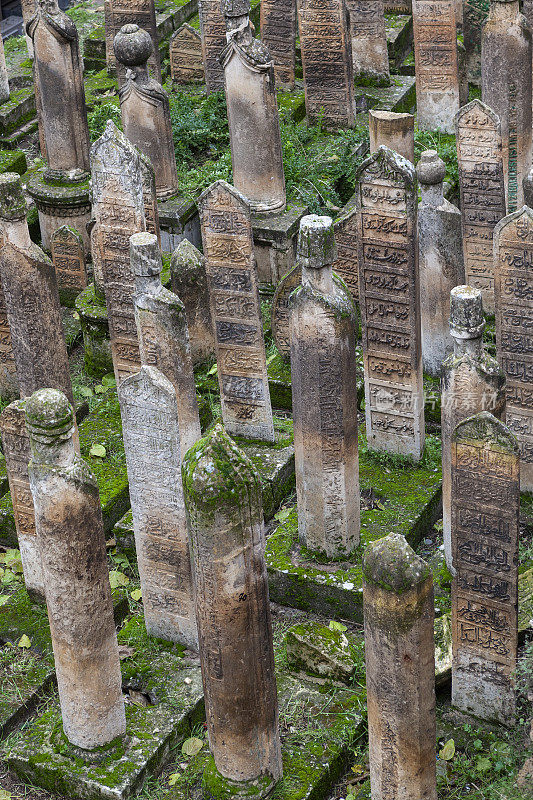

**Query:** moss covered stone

left=363, top=533, right=430, bottom=594
left=285, top=621, right=364, bottom=684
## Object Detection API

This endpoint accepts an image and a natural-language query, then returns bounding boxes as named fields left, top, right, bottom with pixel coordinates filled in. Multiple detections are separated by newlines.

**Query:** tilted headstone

left=369, top=110, right=415, bottom=163
left=26, top=389, right=126, bottom=748
left=455, top=100, right=506, bottom=313
left=481, top=0, right=532, bottom=211
left=363, top=533, right=437, bottom=800
left=50, top=225, right=88, bottom=305
left=417, top=150, right=464, bottom=377
left=182, top=423, right=282, bottom=797
left=494, top=204, right=533, bottom=493
left=355, top=146, right=425, bottom=460
left=131, top=232, right=201, bottom=456
left=119, top=366, right=198, bottom=648
left=199, top=181, right=275, bottom=442
left=271, top=264, right=302, bottom=359
left=260, top=0, right=297, bottom=88
left=412, top=0, right=460, bottom=133
left=170, top=238, right=215, bottom=364
left=90, top=121, right=146, bottom=385
left=115, top=24, right=179, bottom=201
left=464, top=0, right=489, bottom=84
left=222, top=0, right=286, bottom=214
left=290, top=215, right=360, bottom=558
left=346, top=0, right=390, bottom=86
left=0, top=35, right=10, bottom=105
left=169, top=24, right=205, bottom=84
left=451, top=411, right=519, bottom=726
left=198, top=0, right=227, bottom=92
left=104, top=0, right=161, bottom=86
left=297, top=0, right=356, bottom=130
left=441, top=286, right=505, bottom=571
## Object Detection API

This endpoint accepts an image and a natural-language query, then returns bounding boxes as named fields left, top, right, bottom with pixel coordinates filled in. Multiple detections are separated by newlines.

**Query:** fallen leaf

left=94, top=384, right=106, bottom=395
left=0, top=595, right=10, bottom=606
left=274, top=508, right=291, bottom=523
left=89, top=443, right=107, bottom=459
left=118, top=645, right=135, bottom=660
left=18, top=634, right=31, bottom=649
left=79, top=386, right=93, bottom=398
left=168, top=773, right=180, bottom=786
left=102, top=373, right=117, bottom=388
left=109, top=570, right=129, bottom=588
left=127, top=690, right=150, bottom=707
left=130, top=588, right=142, bottom=602
left=439, top=739, right=455, bottom=761
left=328, top=620, right=347, bottom=632
left=181, top=736, right=204, bottom=756
left=476, top=757, right=492, bottom=773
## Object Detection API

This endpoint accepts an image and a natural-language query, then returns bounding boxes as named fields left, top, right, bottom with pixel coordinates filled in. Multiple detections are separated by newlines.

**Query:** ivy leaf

left=131, top=588, right=142, bottom=602
left=439, top=739, right=455, bottom=761
left=274, top=508, right=291, bottom=523
left=181, top=737, right=204, bottom=756
left=18, top=634, right=31, bottom=649
left=94, top=384, right=106, bottom=395
left=476, top=757, right=492, bottom=773
left=328, top=620, right=347, bottom=632
left=79, top=386, right=93, bottom=398
left=102, top=373, right=117, bottom=388
left=89, top=444, right=107, bottom=459
left=109, top=570, right=129, bottom=588
left=1, top=571, right=16, bottom=584
left=473, top=739, right=483, bottom=750
left=168, top=773, right=181, bottom=786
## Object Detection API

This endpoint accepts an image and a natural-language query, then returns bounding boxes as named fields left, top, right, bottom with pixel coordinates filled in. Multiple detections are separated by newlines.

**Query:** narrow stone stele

left=260, top=0, right=297, bottom=88
left=50, top=225, right=88, bottom=305
left=198, top=0, right=227, bottom=92
left=0, top=173, right=21, bottom=401
left=131, top=232, right=201, bottom=455
left=493, top=199, right=533, bottom=493
left=451, top=411, right=519, bottom=727
left=170, top=238, right=215, bottom=365
left=481, top=0, right=532, bottom=211
left=21, top=0, right=36, bottom=57
left=455, top=100, right=506, bottom=313
left=355, top=146, right=425, bottom=460
left=169, top=24, right=205, bottom=84
left=441, top=286, right=505, bottom=571
left=115, top=24, right=179, bottom=201
left=182, top=423, right=282, bottom=798
left=26, top=389, right=126, bottom=749
left=0, top=34, right=10, bottom=105
left=330, top=197, right=358, bottom=302
left=369, top=110, right=415, bottom=163
left=363, top=533, right=437, bottom=800
left=104, top=0, right=161, bottom=86
left=221, top=0, right=286, bottom=214
left=199, top=180, right=275, bottom=442
left=119, top=365, right=198, bottom=649
left=346, top=0, right=390, bottom=86
left=271, top=264, right=302, bottom=359
left=464, top=0, right=489, bottom=84
left=289, top=215, right=360, bottom=558
left=416, top=150, right=464, bottom=377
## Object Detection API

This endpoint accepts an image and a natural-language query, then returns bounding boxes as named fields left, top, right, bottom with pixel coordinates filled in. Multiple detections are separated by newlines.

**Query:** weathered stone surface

left=199, top=180, right=275, bottom=442
left=355, top=146, right=425, bottom=460
left=441, top=286, right=505, bottom=570
left=105, top=0, right=161, bottom=86
left=451, top=411, right=520, bottom=726
left=21, top=0, right=37, bottom=57
left=285, top=621, right=359, bottom=684
left=464, top=0, right=489, bottom=84
left=482, top=0, right=532, bottom=211
left=0, top=35, right=10, bottom=105
left=198, top=0, right=226, bottom=92
left=455, top=100, right=506, bottom=312
left=290, top=215, right=360, bottom=558
left=331, top=197, right=358, bottom=301
left=369, top=109, right=414, bottom=162
left=260, top=0, right=297, bottom=88
left=50, top=224, right=87, bottom=306
left=170, top=238, right=215, bottom=364
left=494, top=205, right=533, bottom=493
left=297, top=0, right=356, bottom=130
left=182, top=423, right=282, bottom=794
left=26, top=169, right=92, bottom=255
left=271, top=264, right=301, bottom=359
left=0, top=173, right=24, bottom=402
left=139, top=149, right=161, bottom=243
left=416, top=150, right=464, bottom=377
left=252, top=204, right=307, bottom=284
left=363, top=533, right=437, bottom=800
left=346, top=0, right=390, bottom=84
left=170, top=23, right=205, bottom=83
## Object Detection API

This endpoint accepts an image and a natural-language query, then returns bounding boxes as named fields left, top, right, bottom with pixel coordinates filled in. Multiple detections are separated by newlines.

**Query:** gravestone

left=26, top=389, right=126, bottom=748
left=369, top=110, right=415, bottom=163
left=481, top=0, right=532, bottom=211
left=50, top=225, right=88, bottom=306
left=115, top=24, right=179, bottom=201
left=199, top=181, right=275, bottom=442
left=271, top=265, right=302, bottom=359
left=182, top=423, right=282, bottom=798
left=416, top=150, right=464, bottom=377
left=464, top=0, right=489, bottom=84
left=140, top=150, right=161, bottom=244
left=105, top=0, right=161, bottom=85
left=355, top=146, right=425, bottom=460
left=170, top=24, right=205, bottom=84
left=346, top=0, right=390, bottom=85
left=260, top=0, right=297, bottom=88
left=441, top=286, right=505, bottom=571
left=198, top=0, right=227, bottom=92
left=297, top=0, right=356, bottom=130
left=451, top=411, right=519, bottom=726
left=290, top=215, right=360, bottom=558
left=90, top=121, right=146, bottom=385
left=412, top=0, right=460, bottom=132
left=21, top=0, right=36, bottom=57
left=0, top=35, right=10, bottom=105
left=0, top=173, right=24, bottom=402
left=330, top=200, right=358, bottom=302
left=493, top=205, right=533, bottom=493
left=455, top=100, right=506, bottom=313
left=363, top=533, right=437, bottom=800
left=170, top=238, right=215, bottom=364
left=119, top=366, right=198, bottom=649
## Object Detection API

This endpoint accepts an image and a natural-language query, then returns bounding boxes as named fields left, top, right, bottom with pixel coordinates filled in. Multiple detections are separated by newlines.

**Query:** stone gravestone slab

left=50, top=225, right=88, bottom=306
left=170, top=239, right=215, bottom=365
left=451, top=411, right=520, bottom=726
left=355, top=146, right=425, bottom=460
left=464, top=0, right=489, bottom=84
left=170, top=23, right=205, bottom=84
left=139, top=150, right=161, bottom=244
left=199, top=180, right=275, bottom=442
left=346, top=0, right=390, bottom=85
left=260, top=0, right=297, bottom=89
left=369, top=110, right=415, bottom=163
left=198, top=0, right=227, bottom=93
left=494, top=206, right=533, bottom=493
left=455, top=100, right=506, bottom=313
left=331, top=199, right=358, bottom=302
left=271, top=265, right=302, bottom=359
left=105, top=0, right=161, bottom=85
left=0, top=284, right=17, bottom=401
left=297, top=0, right=356, bottom=130
left=412, top=0, right=460, bottom=133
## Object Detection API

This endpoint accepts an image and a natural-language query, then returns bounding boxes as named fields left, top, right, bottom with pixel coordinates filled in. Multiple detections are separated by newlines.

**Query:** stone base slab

left=157, top=194, right=201, bottom=254
left=251, top=205, right=308, bottom=285
left=26, top=170, right=91, bottom=254
left=356, top=74, right=416, bottom=115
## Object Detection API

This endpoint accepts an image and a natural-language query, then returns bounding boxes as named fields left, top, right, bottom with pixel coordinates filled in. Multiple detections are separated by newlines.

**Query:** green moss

left=203, top=757, right=276, bottom=799
left=0, top=149, right=27, bottom=176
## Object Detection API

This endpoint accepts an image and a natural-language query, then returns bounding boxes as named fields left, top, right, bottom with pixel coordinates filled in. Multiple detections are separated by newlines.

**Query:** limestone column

left=290, top=215, right=360, bottom=558
left=260, top=0, right=297, bottom=89
left=198, top=0, right=227, bottom=92
left=170, top=238, right=215, bottom=365
left=0, top=174, right=21, bottom=402
left=363, top=533, right=437, bottom=800
left=0, top=36, right=10, bottom=105
left=416, top=150, right=464, bottom=377
left=105, top=0, right=161, bottom=86
left=221, top=0, right=286, bottom=214
left=26, top=389, right=126, bottom=749
left=451, top=411, right=519, bottom=726
left=271, top=264, right=302, bottom=358
left=21, top=0, right=37, bottom=58
left=114, top=24, right=179, bottom=201
left=131, top=232, right=201, bottom=455
left=346, top=0, right=390, bottom=86
left=481, top=0, right=532, bottom=211
left=182, top=423, right=282, bottom=798
left=441, top=286, right=505, bottom=571
left=369, top=110, right=415, bottom=163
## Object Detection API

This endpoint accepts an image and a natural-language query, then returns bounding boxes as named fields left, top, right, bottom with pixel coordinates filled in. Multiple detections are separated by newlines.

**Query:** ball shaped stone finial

left=416, top=150, right=446, bottom=186
left=523, top=168, right=533, bottom=208
left=0, top=172, right=27, bottom=222
left=25, top=389, right=74, bottom=444
left=363, top=532, right=430, bottom=593
left=113, top=24, right=153, bottom=68
left=449, top=285, right=485, bottom=339
left=297, top=214, right=337, bottom=269
left=130, top=232, right=161, bottom=278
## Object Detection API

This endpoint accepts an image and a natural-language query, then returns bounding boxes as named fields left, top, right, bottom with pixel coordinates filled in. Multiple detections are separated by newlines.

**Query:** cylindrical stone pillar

left=363, top=532, right=437, bottom=800
left=0, top=35, right=10, bottom=105
left=182, top=423, right=282, bottom=798
left=26, top=388, right=126, bottom=750
left=369, top=110, right=415, bottom=163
